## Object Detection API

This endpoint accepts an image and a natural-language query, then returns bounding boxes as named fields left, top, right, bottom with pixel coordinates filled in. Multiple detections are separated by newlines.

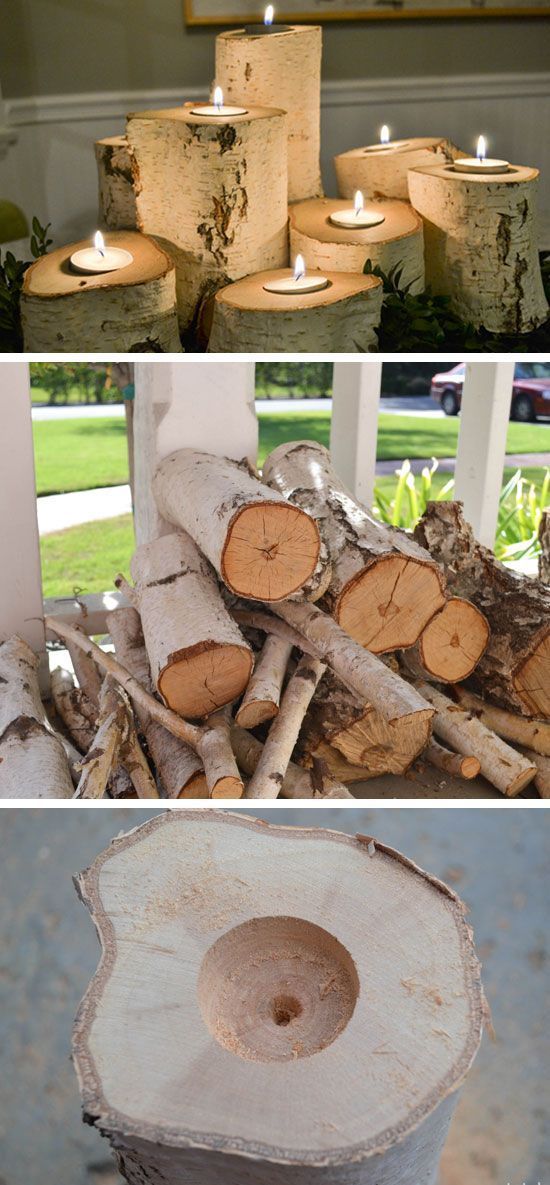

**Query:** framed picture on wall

left=184, top=0, right=550, bottom=22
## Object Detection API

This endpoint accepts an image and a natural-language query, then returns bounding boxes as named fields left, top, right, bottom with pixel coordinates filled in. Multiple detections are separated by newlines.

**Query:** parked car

left=431, top=363, right=550, bottom=421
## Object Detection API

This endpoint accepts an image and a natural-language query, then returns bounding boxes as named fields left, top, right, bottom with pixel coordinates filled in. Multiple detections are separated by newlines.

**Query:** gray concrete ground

left=0, top=807, right=547, bottom=1185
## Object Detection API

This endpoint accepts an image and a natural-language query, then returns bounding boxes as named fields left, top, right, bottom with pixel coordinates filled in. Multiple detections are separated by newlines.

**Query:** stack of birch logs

left=2, top=441, right=549, bottom=801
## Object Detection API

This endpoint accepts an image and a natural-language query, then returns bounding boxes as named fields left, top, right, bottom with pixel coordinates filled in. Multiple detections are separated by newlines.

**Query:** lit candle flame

left=213, top=85, right=224, bottom=110
left=94, top=231, right=105, bottom=257
left=354, top=190, right=364, bottom=217
left=293, top=254, right=306, bottom=282
left=380, top=125, right=390, bottom=145
left=264, top=4, right=274, bottom=23
left=476, top=135, right=486, bottom=162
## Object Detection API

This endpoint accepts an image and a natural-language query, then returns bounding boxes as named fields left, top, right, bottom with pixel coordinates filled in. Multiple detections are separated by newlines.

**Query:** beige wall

left=1, top=0, right=548, bottom=98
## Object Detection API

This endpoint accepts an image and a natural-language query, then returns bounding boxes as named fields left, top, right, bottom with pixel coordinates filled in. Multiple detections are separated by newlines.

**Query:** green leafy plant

left=0, top=217, right=52, bottom=351
left=373, top=458, right=550, bottom=565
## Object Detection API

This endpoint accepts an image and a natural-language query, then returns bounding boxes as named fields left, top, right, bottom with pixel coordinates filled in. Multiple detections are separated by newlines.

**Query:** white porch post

left=330, top=359, right=383, bottom=508
left=132, top=358, right=258, bottom=545
left=0, top=361, right=45, bottom=654
left=454, top=360, right=515, bottom=547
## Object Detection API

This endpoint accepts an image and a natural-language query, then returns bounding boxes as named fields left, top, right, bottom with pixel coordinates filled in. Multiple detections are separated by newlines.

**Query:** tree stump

left=289, top=198, right=424, bottom=293
left=21, top=231, right=181, bottom=352
left=126, top=103, right=289, bottom=335
left=408, top=163, right=549, bottom=334
left=207, top=271, right=382, bottom=352
left=334, top=137, right=464, bottom=202
left=216, top=26, right=322, bottom=203
left=73, top=811, right=484, bottom=1185
left=95, top=136, right=137, bottom=230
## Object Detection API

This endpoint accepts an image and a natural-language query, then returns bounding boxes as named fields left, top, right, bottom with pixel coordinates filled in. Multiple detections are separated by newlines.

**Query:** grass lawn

left=33, top=418, right=129, bottom=495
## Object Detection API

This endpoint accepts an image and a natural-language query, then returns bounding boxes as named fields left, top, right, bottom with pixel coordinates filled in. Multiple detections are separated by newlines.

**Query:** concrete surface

left=0, top=807, right=547, bottom=1185
left=32, top=396, right=443, bottom=420
left=37, top=484, right=132, bottom=535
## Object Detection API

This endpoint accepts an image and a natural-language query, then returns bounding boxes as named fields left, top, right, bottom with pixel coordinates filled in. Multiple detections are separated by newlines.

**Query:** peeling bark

left=0, top=637, right=73, bottom=800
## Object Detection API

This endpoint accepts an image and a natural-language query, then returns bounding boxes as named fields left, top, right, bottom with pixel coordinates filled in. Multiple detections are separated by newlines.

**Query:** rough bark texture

left=51, top=666, right=135, bottom=799
left=334, top=137, right=464, bottom=202
left=231, top=724, right=353, bottom=799
left=235, top=634, right=293, bottom=727
left=0, top=636, right=73, bottom=800
left=73, top=812, right=483, bottom=1185
left=415, top=596, right=490, bottom=683
left=108, top=606, right=207, bottom=798
left=245, top=655, right=326, bottom=799
left=216, top=26, right=322, bottom=203
left=95, top=136, right=138, bottom=230
left=415, top=501, right=550, bottom=717
left=538, top=509, right=550, bottom=584
left=74, top=677, right=129, bottom=800
left=289, top=198, right=424, bottom=294
left=126, top=104, right=289, bottom=334
left=408, top=164, right=549, bottom=334
left=207, top=271, right=382, bottom=352
left=297, top=670, right=431, bottom=780
left=451, top=684, right=550, bottom=757
left=21, top=232, right=182, bottom=352
left=152, top=450, right=320, bottom=602
left=199, top=707, right=243, bottom=799
left=263, top=441, right=446, bottom=652
left=129, top=531, right=253, bottom=719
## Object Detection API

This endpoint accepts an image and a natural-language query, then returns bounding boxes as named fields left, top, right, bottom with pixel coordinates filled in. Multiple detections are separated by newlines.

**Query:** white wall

left=1, top=73, right=549, bottom=249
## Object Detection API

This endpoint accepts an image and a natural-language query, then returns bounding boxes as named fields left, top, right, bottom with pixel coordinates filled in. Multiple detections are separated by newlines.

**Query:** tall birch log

left=152, top=450, right=320, bottom=602
left=126, top=104, right=288, bottom=335
left=95, top=136, right=137, bottom=230
left=263, top=441, right=446, bottom=651
left=415, top=501, right=550, bottom=717
left=289, top=198, right=424, bottom=294
left=216, top=26, right=322, bottom=203
left=108, top=607, right=207, bottom=798
left=73, top=811, right=484, bottom=1185
left=235, top=634, right=293, bottom=727
left=408, top=163, right=549, bottom=334
left=207, top=270, right=382, bottom=353
left=334, top=137, right=464, bottom=202
left=414, top=596, right=490, bottom=683
left=245, top=655, right=326, bottom=799
left=21, top=232, right=182, bottom=353
left=0, top=637, right=73, bottom=800
left=451, top=684, right=550, bottom=757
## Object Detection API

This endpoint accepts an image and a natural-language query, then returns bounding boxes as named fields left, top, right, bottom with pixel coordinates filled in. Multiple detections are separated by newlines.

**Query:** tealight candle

left=329, top=190, right=386, bottom=229
left=244, top=4, right=291, bottom=33
left=191, top=86, right=247, bottom=118
left=453, top=135, right=510, bottom=175
left=69, top=231, right=133, bottom=275
left=263, top=254, right=329, bottom=294
left=364, top=125, right=409, bottom=154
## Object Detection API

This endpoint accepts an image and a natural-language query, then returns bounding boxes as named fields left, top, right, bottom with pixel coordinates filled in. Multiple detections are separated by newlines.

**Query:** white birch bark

left=231, top=724, right=352, bottom=798
left=199, top=707, right=243, bottom=799
left=452, top=684, right=550, bottom=757
left=289, top=198, right=424, bottom=293
left=0, top=637, right=74, bottom=800
left=334, top=137, right=464, bottom=201
left=245, top=655, right=326, bottom=799
left=95, top=136, right=138, bottom=230
left=235, top=634, right=292, bottom=727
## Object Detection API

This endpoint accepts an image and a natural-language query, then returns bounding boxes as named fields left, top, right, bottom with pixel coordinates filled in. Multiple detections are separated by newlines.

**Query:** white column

left=330, top=359, right=383, bottom=507
left=454, top=359, right=515, bottom=547
left=0, top=361, right=45, bottom=653
left=133, top=358, right=258, bottom=546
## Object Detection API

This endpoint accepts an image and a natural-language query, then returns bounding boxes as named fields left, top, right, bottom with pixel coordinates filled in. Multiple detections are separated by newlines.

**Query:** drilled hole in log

left=198, top=915, right=359, bottom=1062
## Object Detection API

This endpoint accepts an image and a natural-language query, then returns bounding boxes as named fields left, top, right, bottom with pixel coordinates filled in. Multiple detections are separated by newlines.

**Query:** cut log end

left=235, top=699, right=279, bottom=729
left=419, top=596, right=490, bottom=683
left=210, top=775, right=245, bottom=799
left=158, top=643, right=253, bottom=719
left=336, top=554, right=446, bottom=653
left=221, top=502, right=320, bottom=601
left=177, top=772, right=209, bottom=799
left=331, top=709, right=432, bottom=777
left=514, top=632, right=550, bottom=718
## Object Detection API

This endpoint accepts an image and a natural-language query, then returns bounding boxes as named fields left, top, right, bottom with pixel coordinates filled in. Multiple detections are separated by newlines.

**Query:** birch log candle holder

left=126, top=103, right=289, bottom=336
left=289, top=198, right=425, bottom=293
left=207, top=269, right=383, bottom=352
left=216, top=26, right=322, bottom=203
left=334, top=137, right=464, bottom=202
left=21, top=231, right=182, bottom=352
left=94, top=136, right=137, bottom=230
left=408, top=162, right=549, bottom=334
left=73, top=811, right=485, bottom=1185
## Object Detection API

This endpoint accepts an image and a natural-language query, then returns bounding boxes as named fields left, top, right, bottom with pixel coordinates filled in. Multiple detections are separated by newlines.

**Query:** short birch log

left=0, top=636, right=74, bottom=800
left=335, top=137, right=464, bottom=201
left=21, top=231, right=182, bottom=352
left=200, top=707, right=243, bottom=799
left=207, top=270, right=383, bottom=352
left=289, top=198, right=424, bottom=293
left=126, top=103, right=289, bottom=335
left=408, top=163, right=549, bottom=334
left=262, top=440, right=446, bottom=651
left=73, top=811, right=484, bottom=1185
left=95, top=136, right=137, bottom=230
left=414, top=596, right=490, bottom=683
left=451, top=684, right=550, bottom=757
left=108, top=606, right=207, bottom=798
left=216, top=26, right=322, bottom=203
left=425, top=739, right=481, bottom=781
left=245, top=655, right=326, bottom=799
left=128, top=532, right=253, bottom=719
left=152, top=450, right=321, bottom=601
left=235, top=634, right=293, bottom=727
